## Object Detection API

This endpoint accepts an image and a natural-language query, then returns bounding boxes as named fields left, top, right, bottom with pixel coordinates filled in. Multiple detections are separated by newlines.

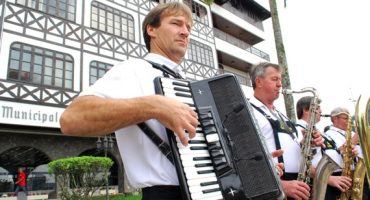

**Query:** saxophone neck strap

left=333, top=129, right=346, bottom=138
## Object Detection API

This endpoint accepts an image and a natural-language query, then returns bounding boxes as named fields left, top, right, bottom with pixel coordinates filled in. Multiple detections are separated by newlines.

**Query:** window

left=184, top=0, right=209, bottom=26
left=15, top=0, right=76, bottom=21
left=91, top=1, right=135, bottom=41
left=188, top=40, right=214, bottom=68
left=8, top=42, right=74, bottom=90
left=89, top=61, right=113, bottom=85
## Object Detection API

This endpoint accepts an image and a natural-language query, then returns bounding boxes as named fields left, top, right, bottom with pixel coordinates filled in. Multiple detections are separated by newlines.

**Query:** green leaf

left=48, top=156, right=114, bottom=200
left=202, top=0, right=214, bottom=5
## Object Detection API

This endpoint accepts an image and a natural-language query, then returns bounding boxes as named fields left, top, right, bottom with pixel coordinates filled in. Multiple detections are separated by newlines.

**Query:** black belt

left=142, top=185, right=182, bottom=200
left=331, top=171, right=342, bottom=176
left=281, top=172, right=298, bottom=180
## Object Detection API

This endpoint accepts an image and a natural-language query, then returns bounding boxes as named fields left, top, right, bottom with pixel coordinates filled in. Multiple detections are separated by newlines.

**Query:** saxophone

left=339, top=110, right=366, bottom=200
left=282, top=87, right=320, bottom=184
left=338, top=116, right=355, bottom=200
left=284, top=88, right=341, bottom=199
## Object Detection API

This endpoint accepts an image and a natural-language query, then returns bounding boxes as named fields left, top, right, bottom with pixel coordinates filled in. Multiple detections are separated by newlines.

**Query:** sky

left=259, top=0, right=370, bottom=129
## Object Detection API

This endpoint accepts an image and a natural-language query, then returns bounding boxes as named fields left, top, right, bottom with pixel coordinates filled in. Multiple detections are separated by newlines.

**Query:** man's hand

left=271, top=149, right=284, bottom=177
left=312, top=130, right=325, bottom=148
left=301, top=129, right=325, bottom=148
left=281, top=180, right=310, bottom=200
left=351, top=132, right=359, bottom=145
left=155, top=96, right=198, bottom=146
left=339, top=144, right=359, bottom=157
left=328, top=175, right=352, bottom=192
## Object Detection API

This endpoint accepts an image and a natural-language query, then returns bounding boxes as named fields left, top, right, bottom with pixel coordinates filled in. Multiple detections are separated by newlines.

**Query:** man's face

left=257, top=67, right=282, bottom=102
left=306, top=105, right=322, bottom=123
left=148, top=13, right=192, bottom=63
left=333, top=114, right=350, bottom=131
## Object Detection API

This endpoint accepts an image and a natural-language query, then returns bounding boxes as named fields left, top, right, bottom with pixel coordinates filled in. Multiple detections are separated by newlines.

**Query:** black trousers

left=281, top=173, right=299, bottom=200
left=142, top=185, right=182, bottom=200
left=363, top=177, right=369, bottom=200
left=325, top=172, right=342, bottom=200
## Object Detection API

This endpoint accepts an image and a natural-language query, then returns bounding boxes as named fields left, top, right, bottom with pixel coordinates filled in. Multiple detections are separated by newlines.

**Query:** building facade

left=0, top=0, right=273, bottom=197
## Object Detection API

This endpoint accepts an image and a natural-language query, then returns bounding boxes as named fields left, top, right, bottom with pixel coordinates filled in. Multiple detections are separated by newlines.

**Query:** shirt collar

left=296, top=119, right=308, bottom=127
left=144, top=53, right=181, bottom=74
left=250, top=96, right=270, bottom=113
left=330, top=126, right=345, bottom=134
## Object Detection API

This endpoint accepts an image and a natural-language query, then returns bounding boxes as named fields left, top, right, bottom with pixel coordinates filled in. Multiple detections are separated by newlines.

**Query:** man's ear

left=255, top=77, right=263, bottom=88
left=147, top=25, right=156, bottom=38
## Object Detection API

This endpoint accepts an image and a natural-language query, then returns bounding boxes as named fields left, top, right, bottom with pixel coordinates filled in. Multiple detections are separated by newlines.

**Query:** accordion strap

left=138, top=122, right=175, bottom=165
left=146, top=60, right=183, bottom=79
left=135, top=61, right=185, bottom=165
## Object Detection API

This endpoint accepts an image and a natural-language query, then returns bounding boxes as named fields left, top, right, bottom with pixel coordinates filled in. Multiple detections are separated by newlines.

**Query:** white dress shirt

left=80, top=53, right=181, bottom=188
left=324, top=126, right=363, bottom=171
left=249, top=96, right=302, bottom=173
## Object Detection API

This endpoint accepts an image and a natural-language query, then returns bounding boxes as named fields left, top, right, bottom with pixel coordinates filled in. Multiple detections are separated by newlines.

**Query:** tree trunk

left=269, top=0, right=296, bottom=121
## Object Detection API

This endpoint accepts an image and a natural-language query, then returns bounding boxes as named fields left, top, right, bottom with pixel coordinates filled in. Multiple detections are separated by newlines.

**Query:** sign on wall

left=0, top=100, right=64, bottom=128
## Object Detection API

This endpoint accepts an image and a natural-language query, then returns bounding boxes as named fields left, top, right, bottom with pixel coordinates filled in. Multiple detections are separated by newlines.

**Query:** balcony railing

left=218, top=68, right=252, bottom=87
left=218, top=2, right=265, bottom=30
left=214, top=28, right=270, bottom=61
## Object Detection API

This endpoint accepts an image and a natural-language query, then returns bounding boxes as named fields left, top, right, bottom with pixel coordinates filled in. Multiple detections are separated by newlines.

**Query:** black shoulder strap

left=322, top=133, right=340, bottom=154
left=138, top=122, right=175, bottom=165
left=296, top=124, right=306, bottom=130
left=135, top=61, right=185, bottom=165
left=146, top=60, right=183, bottom=79
left=250, top=103, right=284, bottom=164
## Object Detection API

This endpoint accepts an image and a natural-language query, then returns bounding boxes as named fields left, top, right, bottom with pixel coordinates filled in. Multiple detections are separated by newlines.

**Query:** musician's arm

left=60, top=95, right=198, bottom=144
left=60, top=95, right=158, bottom=136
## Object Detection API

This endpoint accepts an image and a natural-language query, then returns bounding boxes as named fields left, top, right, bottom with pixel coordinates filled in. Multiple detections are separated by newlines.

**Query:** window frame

left=91, top=1, right=135, bottom=41
left=15, top=0, right=76, bottom=22
left=7, top=42, right=74, bottom=90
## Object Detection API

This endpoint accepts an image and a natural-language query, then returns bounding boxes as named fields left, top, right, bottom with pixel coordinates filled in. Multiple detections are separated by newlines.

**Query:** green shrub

left=92, top=194, right=141, bottom=200
left=48, top=156, right=113, bottom=200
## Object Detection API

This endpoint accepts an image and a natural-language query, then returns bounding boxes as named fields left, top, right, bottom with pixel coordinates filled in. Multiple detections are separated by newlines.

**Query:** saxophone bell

left=355, top=95, right=370, bottom=186
left=312, top=153, right=341, bottom=200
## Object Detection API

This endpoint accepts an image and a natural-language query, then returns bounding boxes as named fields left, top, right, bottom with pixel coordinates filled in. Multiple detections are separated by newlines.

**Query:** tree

left=48, top=156, right=113, bottom=200
left=269, top=0, right=296, bottom=121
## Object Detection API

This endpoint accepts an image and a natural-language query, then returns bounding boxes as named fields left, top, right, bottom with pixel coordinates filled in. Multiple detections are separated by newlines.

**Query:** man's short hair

left=296, top=96, right=313, bottom=119
left=250, top=62, right=282, bottom=89
left=142, top=2, right=193, bottom=51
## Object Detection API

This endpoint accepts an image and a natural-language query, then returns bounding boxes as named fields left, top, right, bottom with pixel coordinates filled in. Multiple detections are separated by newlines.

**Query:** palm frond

left=202, top=0, right=214, bottom=5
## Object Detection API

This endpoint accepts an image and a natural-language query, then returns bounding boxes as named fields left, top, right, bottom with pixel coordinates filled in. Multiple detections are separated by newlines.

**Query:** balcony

left=218, top=68, right=251, bottom=87
left=214, top=28, right=270, bottom=62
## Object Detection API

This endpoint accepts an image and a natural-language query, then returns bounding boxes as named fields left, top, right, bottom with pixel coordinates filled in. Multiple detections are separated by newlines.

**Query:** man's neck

left=254, top=94, right=274, bottom=110
left=150, top=49, right=182, bottom=64
left=302, top=115, right=309, bottom=123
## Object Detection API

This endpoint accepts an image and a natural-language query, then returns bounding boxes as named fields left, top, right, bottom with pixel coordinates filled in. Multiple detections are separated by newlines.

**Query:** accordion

left=154, top=74, right=285, bottom=200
